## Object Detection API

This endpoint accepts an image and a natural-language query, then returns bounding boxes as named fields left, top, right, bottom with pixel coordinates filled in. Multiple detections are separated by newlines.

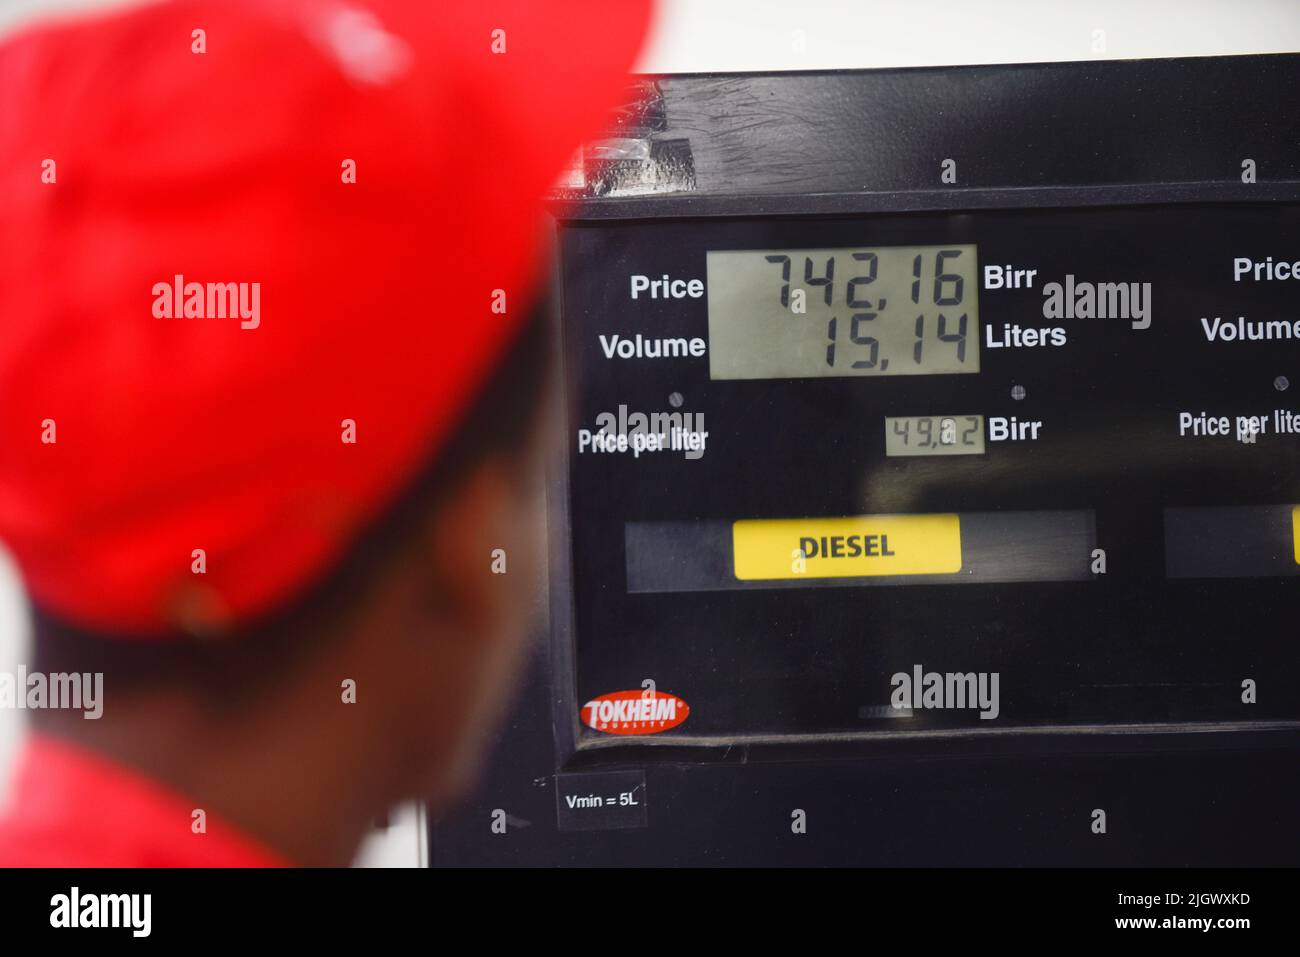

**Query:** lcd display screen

left=707, top=245, right=980, bottom=379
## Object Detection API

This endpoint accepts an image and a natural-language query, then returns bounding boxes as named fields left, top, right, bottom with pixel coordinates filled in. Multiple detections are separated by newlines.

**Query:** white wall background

left=3, top=0, right=1300, bottom=70
left=634, top=0, right=1300, bottom=73
left=1, top=0, right=1297, bottom=864
left=0, top=547, right=30, bottom=797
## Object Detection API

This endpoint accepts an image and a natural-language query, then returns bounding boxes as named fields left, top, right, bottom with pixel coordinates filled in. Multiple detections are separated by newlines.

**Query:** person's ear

left=421, top=457, right=526, bottom=638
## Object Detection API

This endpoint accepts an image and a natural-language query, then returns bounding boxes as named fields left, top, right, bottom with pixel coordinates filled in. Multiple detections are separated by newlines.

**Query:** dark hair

left=33, top=303, right=551, bottom=709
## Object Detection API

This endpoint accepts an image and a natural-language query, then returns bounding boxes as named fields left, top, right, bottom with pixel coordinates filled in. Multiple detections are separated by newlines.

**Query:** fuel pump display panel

left=429, top=54, right=1300, bottom=869
left=560, top=203, right=1300, bottom=743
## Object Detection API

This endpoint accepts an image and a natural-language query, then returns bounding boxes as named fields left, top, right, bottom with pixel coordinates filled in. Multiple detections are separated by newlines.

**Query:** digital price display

left=885, top=415, right=986, bottom=457
left=706, top=245, right=979, bottom=380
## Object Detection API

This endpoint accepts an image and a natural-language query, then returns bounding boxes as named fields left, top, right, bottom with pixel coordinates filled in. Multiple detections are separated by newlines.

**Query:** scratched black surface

left=657, top=60, right=1300, bottom=195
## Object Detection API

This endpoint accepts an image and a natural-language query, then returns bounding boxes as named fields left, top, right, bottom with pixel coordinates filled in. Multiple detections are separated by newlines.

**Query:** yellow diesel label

left=1293, top=507, right=1300, bottom=565
left=732, top=514, right=963, bottom=580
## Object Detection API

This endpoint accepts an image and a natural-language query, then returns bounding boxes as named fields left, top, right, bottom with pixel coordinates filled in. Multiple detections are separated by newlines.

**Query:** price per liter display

left=885, top=415, right=986, bottom=457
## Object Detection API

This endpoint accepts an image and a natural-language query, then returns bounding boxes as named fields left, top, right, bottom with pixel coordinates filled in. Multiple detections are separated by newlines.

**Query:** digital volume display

left=706, top=245, right=980, bottom=380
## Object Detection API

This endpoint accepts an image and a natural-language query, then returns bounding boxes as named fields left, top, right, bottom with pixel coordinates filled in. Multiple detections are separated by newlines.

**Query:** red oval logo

left=581, top=689, right=690, bottom=735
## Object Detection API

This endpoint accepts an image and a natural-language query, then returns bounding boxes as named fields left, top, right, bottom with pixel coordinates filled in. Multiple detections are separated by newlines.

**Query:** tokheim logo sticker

left=581, top=689, right=690, bottom=735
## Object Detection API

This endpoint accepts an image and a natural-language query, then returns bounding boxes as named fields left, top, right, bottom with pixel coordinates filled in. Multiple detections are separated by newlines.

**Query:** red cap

left=0, top=0, right=652, bottom=636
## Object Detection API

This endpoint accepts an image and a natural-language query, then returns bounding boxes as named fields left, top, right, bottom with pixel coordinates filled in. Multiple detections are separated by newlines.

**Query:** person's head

left=33, top=305, right=553, bottom=808
left=0, top=0, right=651, bottom=852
